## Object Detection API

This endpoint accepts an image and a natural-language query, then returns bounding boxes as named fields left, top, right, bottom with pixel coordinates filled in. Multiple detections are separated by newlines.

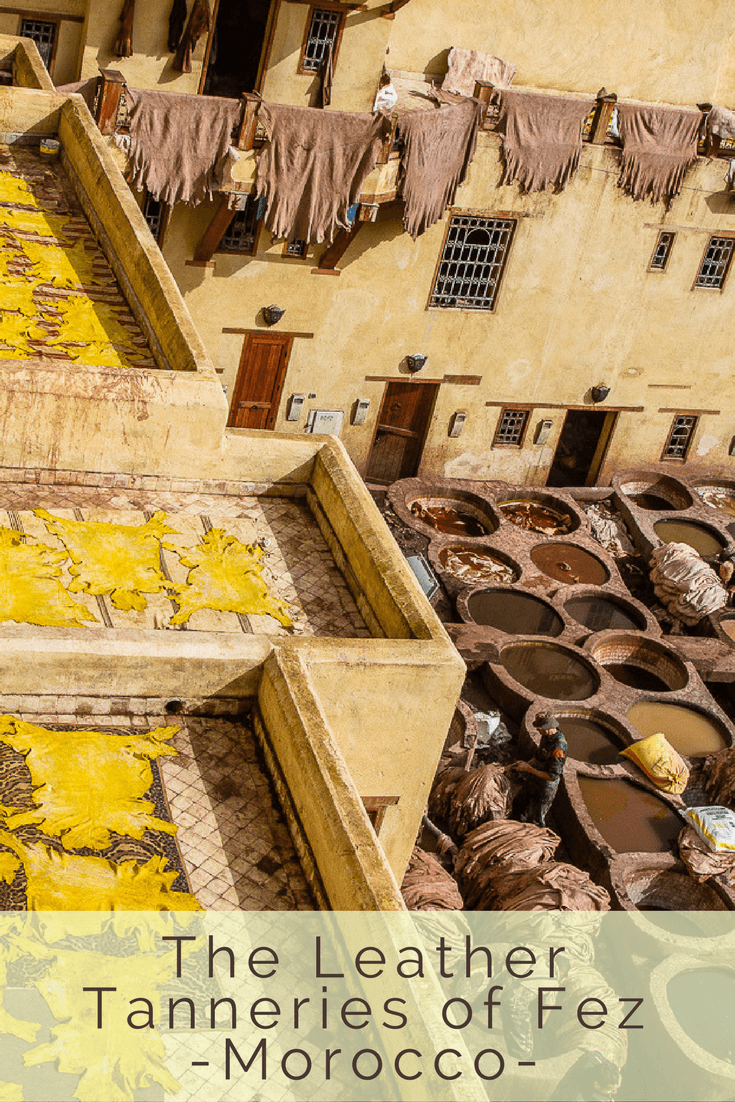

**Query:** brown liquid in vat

left=501, top=644, right=598, bottom=699
left=531, top=543, right=609, bottom=585
left=631, top=493, right=675, bottom=511
left=605, top=663, right=671, bottom=692
left=498, top=500, right=573, bottom=534
left=560, top=716, right=622, bottom=765
left=467, top=590, right=563, bottom=635
left=579, top=776, right=681, bottom=852
left=697, top=487, right=735, bottom=517
left=440, top=547, right=516, bottom=585
left=565, top=595, right=644, bottom=632
left=413, top=504, right=488, bottom=537
left=654, top=520, right=725, bottom=557
left=627, top=701, right=727, bottom=756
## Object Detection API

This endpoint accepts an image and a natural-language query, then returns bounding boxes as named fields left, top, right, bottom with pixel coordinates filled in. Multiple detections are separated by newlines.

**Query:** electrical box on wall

left=306, top=409, right=345, bottom=436
left=287, top=394, right=305, bottom=421
left=449, top=410, right=467, bottom=438
left=352, top=398, right=370, bottom=426
left=535, top=418, right=553, bottom=445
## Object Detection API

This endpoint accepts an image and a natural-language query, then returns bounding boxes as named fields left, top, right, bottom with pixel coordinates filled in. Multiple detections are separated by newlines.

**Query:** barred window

left=662, top=415, right=698, bottom=460
left=649, top=231, right=675, bottom=272
left=20, top=19, right=56, bottom=68
left=143, top=195, right=165, bottom=243
left=429, top=215, right=516, bottom=310
left=300, top=8, right=342, bottom=73
left=284, top=238, right=307, bottom=258
left=493, top=407, right=530, bottom=447
left=695, top=236, right=735, bottom=289
left=218, top=199, right=261, bottom=255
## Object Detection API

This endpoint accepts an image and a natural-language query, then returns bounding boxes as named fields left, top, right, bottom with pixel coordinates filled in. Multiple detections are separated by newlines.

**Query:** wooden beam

left=312, top=222, right=362, bottom=273
left=285, top=0, right=366, bottom=8
left=96, top=68, right=125, bottom=135
left=238, top=93, right=261, bottom=150
left=381, top=0, right=412, bottom=15
left=377, top=115, right=398, bottom=163
left=193, top=193, right=237, bottom=263
left=589, top=92, right=617, bottom=145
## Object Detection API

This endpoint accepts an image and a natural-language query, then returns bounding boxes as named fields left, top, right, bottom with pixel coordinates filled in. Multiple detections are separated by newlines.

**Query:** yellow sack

left=621, top=732, right=689, bottom=795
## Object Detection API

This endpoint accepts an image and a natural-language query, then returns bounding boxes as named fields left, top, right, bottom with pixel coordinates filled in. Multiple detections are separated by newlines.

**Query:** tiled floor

left=0, top=146, right=157, bottom=370
left=0, top=482, right=370, bottom=638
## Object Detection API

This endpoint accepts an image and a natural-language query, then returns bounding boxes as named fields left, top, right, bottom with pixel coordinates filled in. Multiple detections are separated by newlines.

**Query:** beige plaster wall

left=385, top=0, right=735, bottom=105
left=163, top=132, right=735, bottom=486
left=79, top=0, right=205, bottom=92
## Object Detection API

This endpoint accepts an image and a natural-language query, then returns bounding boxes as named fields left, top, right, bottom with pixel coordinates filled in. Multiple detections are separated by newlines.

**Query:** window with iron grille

left=143, top=194, right=165, bottom=242
left=695, top=235, right=735, bottom=289
left=300, top=8, right=342, bottom=73
left=284, top=238, right=307, bottom=258
left=218, top=199, right=261, bottom=255
left=20, top=19, right=56, bottom=69
left=662, top=415, right=698, bottom=460
left=649, top=230, right=675, bottom=272
left=493, top=407, right=530, bottom=447
left=429, top=215, right=517, bottom=310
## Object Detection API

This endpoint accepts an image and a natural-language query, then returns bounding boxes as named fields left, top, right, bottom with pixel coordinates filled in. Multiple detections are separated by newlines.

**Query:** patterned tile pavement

left=0, top=481, right=370, bottom=638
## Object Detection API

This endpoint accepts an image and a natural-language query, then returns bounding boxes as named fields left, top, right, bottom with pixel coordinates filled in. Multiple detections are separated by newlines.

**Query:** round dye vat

left=578, top=776, right=681, bottom=852
left=696, top=486, right=735, bottom=518
left=410, top=502, right=490, bottom=538
left=498, top=499, right=574, bottom=535
left=654, top=519, right=726, bottom=557
left=466, top=590, right=564, bottom=636
left=669, top=969, right=735, bottom=1062
left=631, top=492, right=675, bottom=511
left=530, top=543, right=609, bottom=586
left=627, top=701, right=727, bottom=757
left=558, top=714, right=622, bottom=765
left=565, top=594, right=646, bottom=633
left=439, top=546, right=517, bottom=585
left=501, top=643, right=598, bottom=700
left=605, top=664, right=671, bottom=692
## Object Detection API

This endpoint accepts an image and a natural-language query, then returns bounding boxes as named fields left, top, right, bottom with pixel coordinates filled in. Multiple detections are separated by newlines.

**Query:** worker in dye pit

left=510, top=713, right=567, bottom=827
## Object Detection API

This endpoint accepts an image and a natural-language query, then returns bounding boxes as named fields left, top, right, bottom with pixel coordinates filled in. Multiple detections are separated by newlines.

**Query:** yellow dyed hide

left=170, top=528, right=292, bottom=627
left=23, top=239, right=102, bottom=289
left=0, top=526, right=97, bottom=626
left=0, top=170, right=39, bottom=208
left=0, top=718, right=179, bottom=850
left=0, top=206, right=71, bottom=241
left=36, top=509, right=177, bottom=611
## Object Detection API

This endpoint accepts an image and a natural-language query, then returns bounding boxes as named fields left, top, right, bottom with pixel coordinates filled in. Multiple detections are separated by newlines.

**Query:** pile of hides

left=255, top=103, right=389, bottom=243
left=472, top=861, right=611, bottom=912
left=429, top=762, right=511, bottom=836
left=649, top=542, right=728, bottom=624
left=493, top=89, right=594, bottom=193
left=124, top=89, right=242, bottom=207
left=442, top=47, right=516, bottom=98
left=114, top=0, right=135, bottom=58
left=396, top=99, right=483, bottom=239
left=456, top=819, right=560, bottom=906
left=584, top=502, right=636, bottom=558
left=679, top=824, right=735, bottom=884
left=174, top=0, right=211, bottom=74
left=703, top=746, right=735, bottom=806
left=617, top=104, right=701, bottom=204
left=401, top=846, right=463, bottom=910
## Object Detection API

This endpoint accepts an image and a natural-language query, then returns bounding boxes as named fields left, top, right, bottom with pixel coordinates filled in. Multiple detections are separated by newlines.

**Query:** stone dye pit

left=464, top=588, right=564, bottom=636
left=497, top=498, right=576, bottom=535
left=578, top=776, right=682, bottom=854
left=653, top=519, right=726, bottom=557
left=555, top=713, right=624, bottom=766
left=437, top=544, right=519, bottom=585
left=530, top=542, right=610, bottom=585
left=696, top=485, right=735, bottom=517
left=565, top=593, right=647, bottom=632
left=500, top=642, right=599, bottom=700
left=627, top=701, right=728, bottom=756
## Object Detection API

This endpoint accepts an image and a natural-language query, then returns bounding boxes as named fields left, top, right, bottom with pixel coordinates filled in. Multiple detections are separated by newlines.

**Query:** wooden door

left=366, top=381, right=438, bottom=484
left=227, top=332, right=292, bottom=430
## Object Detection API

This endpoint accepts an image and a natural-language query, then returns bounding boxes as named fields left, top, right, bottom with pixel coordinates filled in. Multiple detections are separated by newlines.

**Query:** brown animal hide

left=442, top=47, right=516, bottom=97
left=446, top=763, right=511, bottom=838
left=174, top=0, right=211, bottom=74
left=317, top=43, right=333, bottom=109
left=114, top=0, right=136, bottom=58
left=679, top=825, right=735, bottom=884
left=401, top=847, right=464, bottom=910
left=704, top=745, right=735, bottom=806
left=125, top=88, right=242, bottom=206
left=456, top=819, right=560, bottom=907
left=617, top=104, right=701, bottom=204
left=397, top=99, right=483, bottom=239
left=476, top=861, right=610, bottom=911
left=494, top=89, right=595, bottom=193
left=168, top=0, right=188, bottom=53
left=428, top=765, right=468, bottom=824
left=255, top=102, right=388, bottom=243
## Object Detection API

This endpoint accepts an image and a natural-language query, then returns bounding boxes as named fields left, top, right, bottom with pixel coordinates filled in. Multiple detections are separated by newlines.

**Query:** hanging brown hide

left=173, top=0, right=211, bottom=74
left=617, top=103, right=701, bottom=204
left=168, top=0, right=188, bottom=53
left=493, top=88, right=595, bottom=194
left=114, top=0, right=136, bottom=59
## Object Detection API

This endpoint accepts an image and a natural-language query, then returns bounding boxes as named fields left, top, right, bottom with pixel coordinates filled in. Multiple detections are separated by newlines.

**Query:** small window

left=695, top=235, right=735, bottom=289
left=143, top=194, right=169, bottom=246
left=218, top=199, right=261, bottom=256
left=493, top=407, right=530, bottom=447
left=284, top=238, right=307, bottom=259
left=662, top=415, right=698, bottom=461
left=20, top=18, right=57, bottom=69
left=429, top=215, right=516, bottom=310
left=299, top=8, right=343, bottom=74
left=649, top=231, right=675, bottom=272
